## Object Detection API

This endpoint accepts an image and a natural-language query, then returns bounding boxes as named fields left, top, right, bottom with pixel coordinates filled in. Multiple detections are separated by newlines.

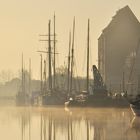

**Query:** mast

left=29, top=58, right=31, bottom=95
left=48, top=20, right=52, bottom=91
left=23, top=64, right=26, bottom=96
left=21, top=53, right=24, bottom=93
left=21, top=53, right=26, bottom=96
left=122, top=71, right=125, bottom=93
left=67, top=31, right=71, bottom=93
left=53, top=13, right=56, bottom=89
left=86, top=19, right=90, bottom=93
left=43, top=60, right=47, bottom=94
left=40, top=54, right=43, bottom=94
left=70, top=17, right=75, bottom=94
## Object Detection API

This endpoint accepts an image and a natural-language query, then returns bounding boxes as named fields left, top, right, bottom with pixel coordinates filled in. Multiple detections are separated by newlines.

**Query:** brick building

left=98, top=6, right=140, bottom=92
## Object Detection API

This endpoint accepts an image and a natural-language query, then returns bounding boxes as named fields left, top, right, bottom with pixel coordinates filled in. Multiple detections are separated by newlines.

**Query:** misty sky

left=0, top=0, right=140, bottom=79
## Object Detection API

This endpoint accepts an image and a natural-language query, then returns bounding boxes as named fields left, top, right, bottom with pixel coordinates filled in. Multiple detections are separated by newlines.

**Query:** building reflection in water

left=1, top=107, right=140, bottom=140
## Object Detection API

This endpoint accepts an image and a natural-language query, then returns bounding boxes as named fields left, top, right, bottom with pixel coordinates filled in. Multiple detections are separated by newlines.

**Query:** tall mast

left=70, top=17, right=75, bottom=94
left=86, top=19, right=90, bottom=93
left=53, top=13, right=56, bottom=89
left=48, top=20, right=52, bottom=91
left=23, top=64, right=26, bottom=95
left=21, top=53, right=25, bottom=95
left=21, top=53, right=24, bottom=93
left=122, top=71, right=125, bottom=93
left=40, top=54, right=43, bottom=94
left=29, top=58, right=31, bottom=95
left=67, top=31, right=71, bottom=93
left=43, top=60, right=47, bottom=94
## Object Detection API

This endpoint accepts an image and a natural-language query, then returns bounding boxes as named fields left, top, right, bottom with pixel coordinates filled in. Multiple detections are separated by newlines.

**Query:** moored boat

left=65, top=19, right=128, bottom=108
left=130, top=98, right=140, bottom=116
left=130, top=104, right=140, bottom=116
left=16, top=54, right=31, bottom=106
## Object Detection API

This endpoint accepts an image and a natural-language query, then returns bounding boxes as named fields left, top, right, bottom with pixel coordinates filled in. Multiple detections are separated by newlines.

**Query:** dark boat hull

left=130, top=104, right=140, bottom=116
left=42, top=93, right=67, bottom=106
left=65, top=94, right=129, bottom=107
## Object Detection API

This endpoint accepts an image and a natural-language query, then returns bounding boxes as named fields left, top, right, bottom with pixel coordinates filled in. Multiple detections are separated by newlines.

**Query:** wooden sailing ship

left=16, top=55, right=31, bottom=106
left=65, top=19, right=91, bottom=107
left=39, top=15, right=67, bottom=106
left=65, top=19, right=129, bottom=107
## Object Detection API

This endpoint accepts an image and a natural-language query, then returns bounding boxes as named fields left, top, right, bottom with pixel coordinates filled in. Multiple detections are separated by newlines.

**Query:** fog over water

left=0, top=105, right=139, bottom=140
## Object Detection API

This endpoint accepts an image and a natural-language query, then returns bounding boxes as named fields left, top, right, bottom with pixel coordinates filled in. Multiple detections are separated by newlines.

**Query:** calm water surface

left=0, top=105, right=140, bottom=140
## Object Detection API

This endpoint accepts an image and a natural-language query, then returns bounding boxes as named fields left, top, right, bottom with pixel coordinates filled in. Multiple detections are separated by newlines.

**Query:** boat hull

left=65, top=94, right=129, bottom=108
left=42, top=93, right=67, bottom=106
left=130, top=104, right=140, bottom=116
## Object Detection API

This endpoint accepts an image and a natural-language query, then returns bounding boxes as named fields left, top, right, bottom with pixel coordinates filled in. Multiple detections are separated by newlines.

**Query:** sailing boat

left=65, top=19, right=90, bottom=107
left=130, top=100, right=140, bottom=116
left=16, top=54, right=30, bottom=106
left=126, top=40, right=140, bottom=116
left=41, top=16, right=67, bottom=105
left=41, top=19, right=59, bottom=105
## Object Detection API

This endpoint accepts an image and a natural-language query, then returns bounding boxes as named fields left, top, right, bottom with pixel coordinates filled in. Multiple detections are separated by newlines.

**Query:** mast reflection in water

left=0, top=106, right=139, bottom=140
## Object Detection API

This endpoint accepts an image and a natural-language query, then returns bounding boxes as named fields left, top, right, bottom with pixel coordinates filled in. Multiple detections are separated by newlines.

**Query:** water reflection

left=126, top=117, right=140, bottom=140
left=0, top=106, right=139, bottom=140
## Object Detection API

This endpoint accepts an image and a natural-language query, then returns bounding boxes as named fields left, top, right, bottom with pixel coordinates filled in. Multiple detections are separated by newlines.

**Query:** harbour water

left=0, top=105, right=140, bottom=140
